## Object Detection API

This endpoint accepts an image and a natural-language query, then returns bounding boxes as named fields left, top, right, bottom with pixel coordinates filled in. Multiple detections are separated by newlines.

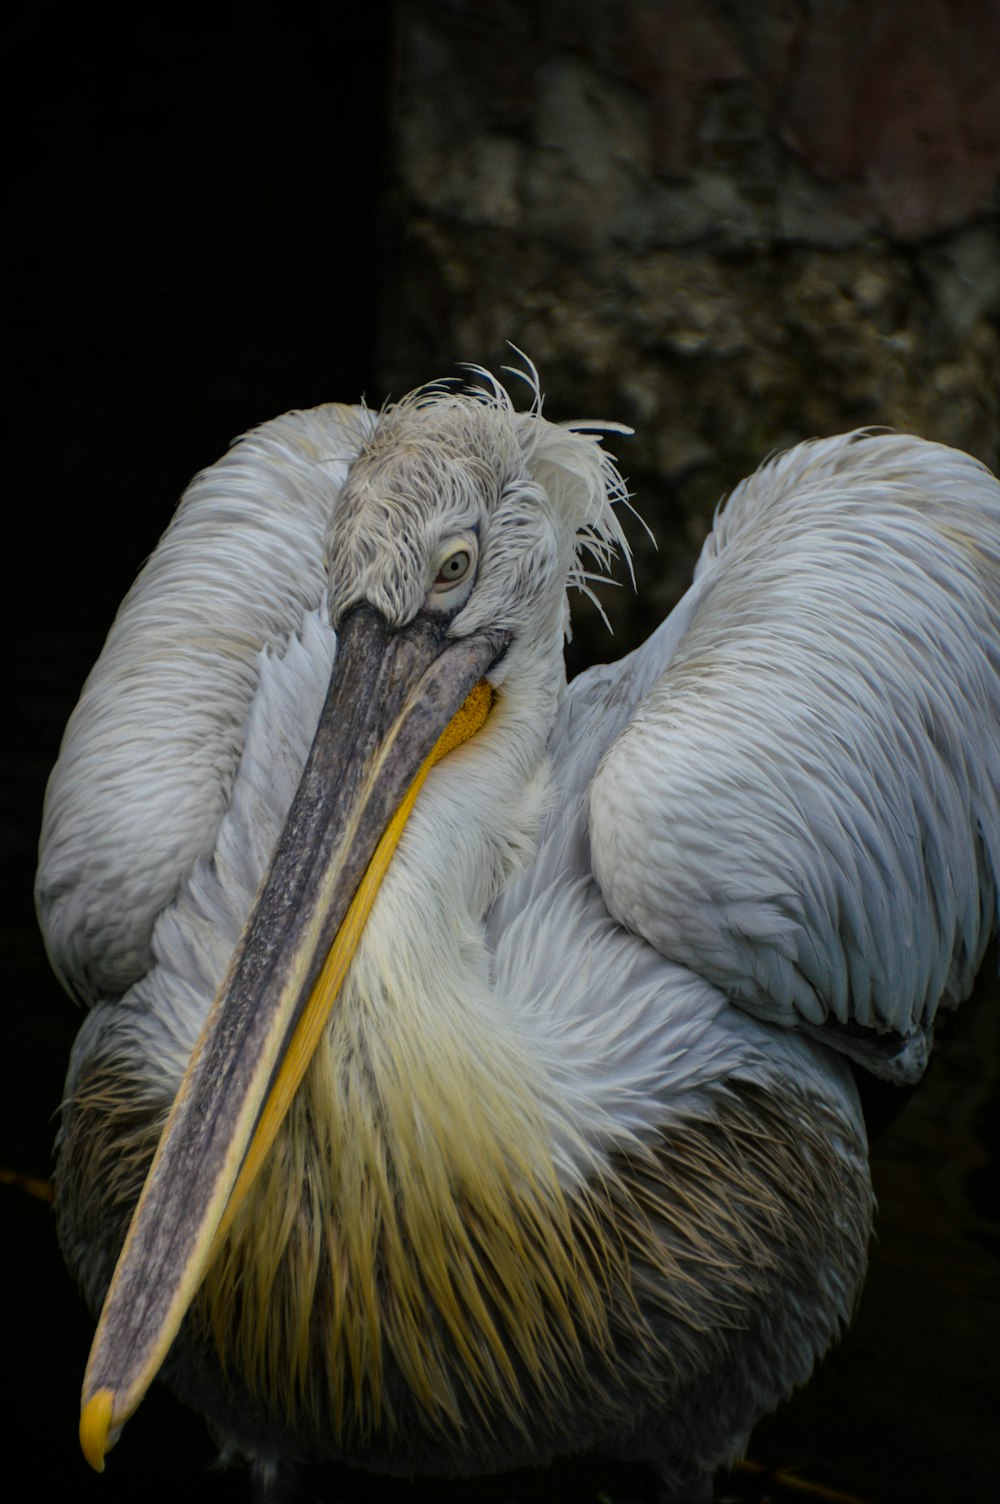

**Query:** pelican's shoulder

left=586, top=431, right=1000, bottom=1081
left=36, top=404, right=371, bottom=1006
left=697, top=429, right=1000, bottom=571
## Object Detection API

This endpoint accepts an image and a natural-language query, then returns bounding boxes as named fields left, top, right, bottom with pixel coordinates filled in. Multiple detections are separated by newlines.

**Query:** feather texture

left=589, top=432, right=1000, bottom=1080
left=39, top=378, right=998, bottom=1493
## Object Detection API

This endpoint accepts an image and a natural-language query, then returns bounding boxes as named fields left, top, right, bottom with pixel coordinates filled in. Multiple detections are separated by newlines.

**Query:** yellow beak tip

left=80, top=1388, right=115, bottom=1473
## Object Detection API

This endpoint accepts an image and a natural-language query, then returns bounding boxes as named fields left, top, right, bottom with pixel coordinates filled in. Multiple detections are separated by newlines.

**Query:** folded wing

left=588, top=433, right=1000, bottom=1081
left=36, top=404, right=373, bottom=1005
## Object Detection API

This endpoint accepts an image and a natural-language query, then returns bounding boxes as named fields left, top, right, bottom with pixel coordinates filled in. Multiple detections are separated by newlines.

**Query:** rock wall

left=377, top=0, right=999, bottom=642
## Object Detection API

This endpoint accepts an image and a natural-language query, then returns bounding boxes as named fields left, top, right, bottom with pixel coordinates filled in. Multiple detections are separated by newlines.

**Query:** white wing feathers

left=36, top=403, right=372, bottom=1005
left=38, top=407, right=998, bottom=1095
left=588, top=433, right=1000, bottom=1082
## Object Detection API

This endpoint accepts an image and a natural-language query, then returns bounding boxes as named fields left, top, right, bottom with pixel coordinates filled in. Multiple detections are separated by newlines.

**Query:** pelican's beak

left=78, top=606, right=509, bottom=1471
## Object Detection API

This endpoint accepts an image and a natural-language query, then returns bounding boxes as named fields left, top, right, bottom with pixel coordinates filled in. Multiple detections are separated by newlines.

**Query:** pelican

left=38, top=365, right=1000, bottom=1502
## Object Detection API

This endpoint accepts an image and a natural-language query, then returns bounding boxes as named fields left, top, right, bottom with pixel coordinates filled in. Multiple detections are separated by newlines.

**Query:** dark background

left=6, top=8, right=998, bottom=1504
left=8, top=8, right=389, bottom=1502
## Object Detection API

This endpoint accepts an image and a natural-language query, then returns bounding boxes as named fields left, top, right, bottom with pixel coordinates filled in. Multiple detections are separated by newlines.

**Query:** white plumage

left=590, top=433, right=1000, bottom=1079
left=38, top=371, right=1000, bottom=1499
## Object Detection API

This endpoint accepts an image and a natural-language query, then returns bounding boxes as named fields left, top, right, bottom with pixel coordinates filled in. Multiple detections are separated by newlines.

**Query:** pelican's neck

left=186, top=614, right=873, bottom=1463
left=194, top=626, right=603, bottom=1444
left=335, top=617, right=567, bottom=1107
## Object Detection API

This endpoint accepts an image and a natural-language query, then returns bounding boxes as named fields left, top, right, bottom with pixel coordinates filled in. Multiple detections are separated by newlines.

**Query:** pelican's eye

left=430, top=536, right=478, bottom=601
left=435, top=549, right=472, bottom=588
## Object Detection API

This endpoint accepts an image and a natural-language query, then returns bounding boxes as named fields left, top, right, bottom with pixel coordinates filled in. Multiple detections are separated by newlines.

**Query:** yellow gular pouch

left=430, top=677, right=495, bottom=765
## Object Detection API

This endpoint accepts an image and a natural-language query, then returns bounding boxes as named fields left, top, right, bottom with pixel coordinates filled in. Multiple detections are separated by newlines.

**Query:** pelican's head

left=327, top=372, right=630, bottom=675
left=76, top=366, right=631, bottom=1470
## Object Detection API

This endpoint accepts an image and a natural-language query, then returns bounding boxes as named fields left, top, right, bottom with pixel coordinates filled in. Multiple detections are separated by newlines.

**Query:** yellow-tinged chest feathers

left=59, top=985, right=871, bottom=1471
left=196, top=983, right=618, bottom=1452
left=191, top=986, right=870, bottom=1468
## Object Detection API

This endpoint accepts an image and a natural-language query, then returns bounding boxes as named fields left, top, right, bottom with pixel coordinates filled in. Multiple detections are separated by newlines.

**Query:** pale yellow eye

left=434, top=549, right=472, bottom=589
